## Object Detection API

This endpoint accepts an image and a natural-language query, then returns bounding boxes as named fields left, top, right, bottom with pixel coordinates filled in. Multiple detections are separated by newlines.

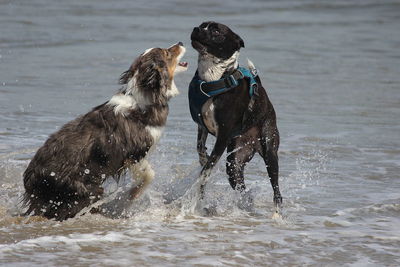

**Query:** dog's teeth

left=179, top=62, right=188, bottom=67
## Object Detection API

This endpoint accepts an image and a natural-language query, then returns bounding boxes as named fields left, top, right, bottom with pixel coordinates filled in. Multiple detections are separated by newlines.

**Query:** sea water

left=1, top=0, right=399, bottom=266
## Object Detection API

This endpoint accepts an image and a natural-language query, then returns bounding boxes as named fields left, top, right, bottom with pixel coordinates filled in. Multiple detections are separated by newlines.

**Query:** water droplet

left=84, top=169, right=90, bottom=174
left=101, top=174, right=106, bottom=179
left=50, top=172, right=55, bottom=176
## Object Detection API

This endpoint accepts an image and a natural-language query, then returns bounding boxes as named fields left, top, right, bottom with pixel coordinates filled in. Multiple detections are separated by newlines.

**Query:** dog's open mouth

left=175, top=61, right=188, bottom=73
left=178, top=62, right=188, bottom=68
left=174, top=44, right=188, bottom=73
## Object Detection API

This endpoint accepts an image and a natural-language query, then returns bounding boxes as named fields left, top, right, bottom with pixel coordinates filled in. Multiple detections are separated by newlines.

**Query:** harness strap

left=188, top=66, right=259, bottom=129
left=199, top=69, right=245, bottom=97
left=198, top=67, right=258, bottom=98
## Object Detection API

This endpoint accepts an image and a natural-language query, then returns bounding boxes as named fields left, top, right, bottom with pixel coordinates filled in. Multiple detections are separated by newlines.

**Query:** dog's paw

left=271, top=211, right=283, bottom=220
left=202, top=205, right=218, bottom=217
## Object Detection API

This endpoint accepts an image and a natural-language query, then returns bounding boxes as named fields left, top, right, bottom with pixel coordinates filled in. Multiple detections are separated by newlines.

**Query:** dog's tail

left=247, top=58, right=256, bottom=72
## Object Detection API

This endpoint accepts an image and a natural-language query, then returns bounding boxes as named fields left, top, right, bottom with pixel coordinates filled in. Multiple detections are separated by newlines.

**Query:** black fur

left=191, top=22, right=283, bottom=211
left=191, top=21, right=244, bottom=59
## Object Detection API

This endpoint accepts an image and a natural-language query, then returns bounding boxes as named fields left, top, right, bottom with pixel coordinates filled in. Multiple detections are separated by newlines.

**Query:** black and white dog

left=23, top=43, right=188, bottom=221
left=189, top=22, right=282, bottom=213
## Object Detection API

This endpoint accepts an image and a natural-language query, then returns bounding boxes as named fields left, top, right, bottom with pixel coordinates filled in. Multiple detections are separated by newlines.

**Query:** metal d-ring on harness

left=188, top=66, right=259, bottom=128
left=199, top=81, right=207, bottom=97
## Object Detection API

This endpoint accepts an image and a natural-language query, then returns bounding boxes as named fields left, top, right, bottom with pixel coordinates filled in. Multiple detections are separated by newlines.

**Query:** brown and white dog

left=190, top=22, right=282, bottom=213
left=23, top=43, right=188, bottom=221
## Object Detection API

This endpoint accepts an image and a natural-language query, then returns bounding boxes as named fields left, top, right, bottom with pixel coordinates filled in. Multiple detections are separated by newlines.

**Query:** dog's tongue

left=178, top=62, right=188, bottom=67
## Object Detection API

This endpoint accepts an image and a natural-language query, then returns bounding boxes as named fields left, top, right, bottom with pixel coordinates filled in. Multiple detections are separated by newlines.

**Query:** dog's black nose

left=193, top=27, right=200, bottom=33
left=178, top=41, right=183, bottom=46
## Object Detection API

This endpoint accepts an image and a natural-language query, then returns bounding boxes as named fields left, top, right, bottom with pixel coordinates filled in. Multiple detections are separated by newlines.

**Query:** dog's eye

left=212, top=29, right=220, bottom=35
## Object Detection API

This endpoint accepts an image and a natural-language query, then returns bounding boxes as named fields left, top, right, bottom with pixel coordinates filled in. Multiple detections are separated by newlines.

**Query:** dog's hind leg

left=128, top=159, right=155, bottom=200
left=197, top=125, right=209, bottom=167
left=259, top=128, right=282, bottom=213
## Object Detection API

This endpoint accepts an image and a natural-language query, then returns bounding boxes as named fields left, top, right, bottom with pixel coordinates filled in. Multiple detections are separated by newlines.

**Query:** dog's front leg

left=199, top=133, right=229, bottom=198
left=128, top=159, right=155, bottom=200
left=197, top=125, right=209, bottom=167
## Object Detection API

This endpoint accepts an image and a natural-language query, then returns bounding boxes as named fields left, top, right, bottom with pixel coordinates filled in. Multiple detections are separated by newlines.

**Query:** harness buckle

left=250, top=68, right=258, bottom=77
left=225, top=75, right=238, bottom=88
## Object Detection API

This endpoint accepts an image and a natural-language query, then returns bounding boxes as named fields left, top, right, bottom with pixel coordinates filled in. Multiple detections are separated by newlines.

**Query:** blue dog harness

left=188, top=66, right=258, bottom=128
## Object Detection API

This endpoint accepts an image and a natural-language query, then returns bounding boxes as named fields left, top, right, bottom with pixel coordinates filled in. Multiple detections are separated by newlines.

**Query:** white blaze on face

left=203, top=22, right=211, bottom=31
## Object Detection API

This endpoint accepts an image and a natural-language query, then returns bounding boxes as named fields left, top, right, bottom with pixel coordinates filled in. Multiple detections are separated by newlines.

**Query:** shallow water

left=1, top=0, right=400, bottom=266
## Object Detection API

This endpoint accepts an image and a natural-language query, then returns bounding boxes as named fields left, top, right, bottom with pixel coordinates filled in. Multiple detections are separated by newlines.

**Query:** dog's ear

left=137, top=54, right=170, bottom=104
left=119, top=69, right=133, bottom=84
left=119, top=57, right=141, bottom=85
left=137, top=60, right=161, bottom=91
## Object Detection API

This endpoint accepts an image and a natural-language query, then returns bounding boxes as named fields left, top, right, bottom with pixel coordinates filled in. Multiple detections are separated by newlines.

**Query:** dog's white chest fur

left=196, top=51, right=239, bottom=135
left=197, top=51, right=239, bottom=82
left=201, top=100, right=218, bottom=135
left=146, top=126, right=164, bottom=144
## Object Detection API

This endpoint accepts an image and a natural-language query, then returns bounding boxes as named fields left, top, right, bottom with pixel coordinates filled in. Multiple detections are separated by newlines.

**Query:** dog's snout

left=178, top=41, right=183, bottom=46
left=193, top=27, right=200, bottom=33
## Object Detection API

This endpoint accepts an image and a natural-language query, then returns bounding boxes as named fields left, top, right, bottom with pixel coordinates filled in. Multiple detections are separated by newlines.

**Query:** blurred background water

left=0, top=0, right=399, bottom=266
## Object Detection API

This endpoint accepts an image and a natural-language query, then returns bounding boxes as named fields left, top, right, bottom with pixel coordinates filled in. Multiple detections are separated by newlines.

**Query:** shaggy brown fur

left=23, top=43, right=187, bottom=221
